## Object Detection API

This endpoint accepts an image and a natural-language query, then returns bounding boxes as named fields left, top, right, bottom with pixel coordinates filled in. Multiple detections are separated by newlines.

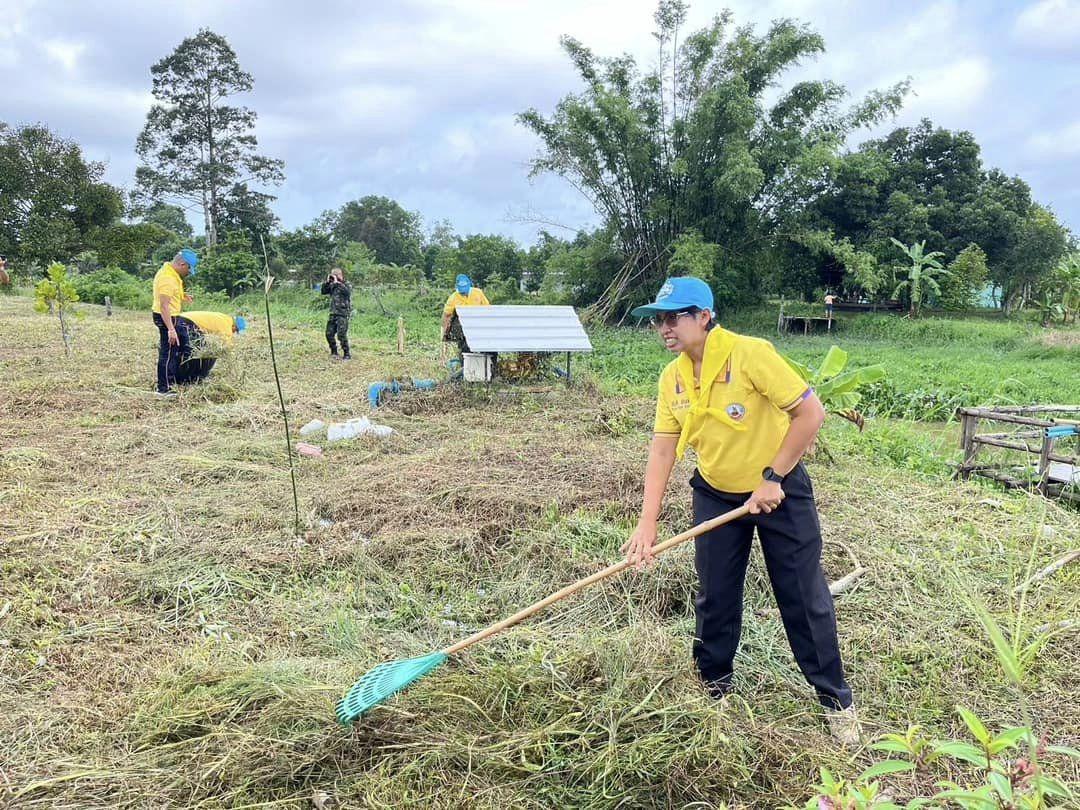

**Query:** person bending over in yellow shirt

left=441, top=274, right=489, bottom=351
left=621, top=276, right=860, bottom=745
left=172, top=311, right=247, bottom=386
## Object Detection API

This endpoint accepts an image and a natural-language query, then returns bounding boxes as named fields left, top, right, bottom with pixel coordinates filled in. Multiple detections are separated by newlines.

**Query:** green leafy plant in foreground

left=804, top=712, right=1077, bottom=809
left=800, top=535, right=1079, bottom=809
left=34, top=261, right=81, bottom=356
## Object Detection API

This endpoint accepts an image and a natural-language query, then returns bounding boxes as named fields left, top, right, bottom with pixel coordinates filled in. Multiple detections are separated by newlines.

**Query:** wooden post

left=959, top=411, right=978, bottom=479
left=105, top=296, right=112, bottom=317
left=1037, top=433, right=1053, bottom=495
left=397, top=316, right=405, bottom=354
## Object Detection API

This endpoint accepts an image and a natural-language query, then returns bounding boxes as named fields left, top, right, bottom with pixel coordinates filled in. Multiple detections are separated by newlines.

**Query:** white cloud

left=1014, top=0, right=1080, bottom=50
left=1026, top=119, right=1080, bottom=158
left=41, top=37, right=86, bottom=72
left=907, top=57, right=992, bottom=114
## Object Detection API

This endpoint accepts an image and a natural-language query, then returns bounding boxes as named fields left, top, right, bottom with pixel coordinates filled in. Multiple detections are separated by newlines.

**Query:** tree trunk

left=205, top=83, right=218, bottom=248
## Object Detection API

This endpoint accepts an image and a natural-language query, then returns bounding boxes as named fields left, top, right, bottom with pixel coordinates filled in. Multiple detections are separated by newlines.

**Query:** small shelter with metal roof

left=454, top=305, right=592, bottom=381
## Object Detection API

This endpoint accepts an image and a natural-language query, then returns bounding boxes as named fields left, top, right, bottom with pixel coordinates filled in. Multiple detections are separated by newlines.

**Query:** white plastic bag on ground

left=326, top=415, right=394, bottom=443
left=299, top=419, right=326, bottom=437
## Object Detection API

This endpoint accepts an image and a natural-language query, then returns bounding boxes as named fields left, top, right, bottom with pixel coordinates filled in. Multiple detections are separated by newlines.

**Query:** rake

left=335, top=503, right=750, bottom=724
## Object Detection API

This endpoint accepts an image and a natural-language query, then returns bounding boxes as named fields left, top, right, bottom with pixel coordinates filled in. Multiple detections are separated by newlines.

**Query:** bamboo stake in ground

left=397, top=315, right=405, bottom=354
left=260, top=235, right=301, bottom=536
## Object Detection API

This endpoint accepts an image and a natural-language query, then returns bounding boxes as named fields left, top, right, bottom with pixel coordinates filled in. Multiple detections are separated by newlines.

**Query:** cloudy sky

left=3, top=0, right=1078, bottom=244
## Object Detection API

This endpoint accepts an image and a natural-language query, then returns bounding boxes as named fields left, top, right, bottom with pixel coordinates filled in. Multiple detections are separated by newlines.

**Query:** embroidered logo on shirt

left=726, top=403, right=746, bottom=421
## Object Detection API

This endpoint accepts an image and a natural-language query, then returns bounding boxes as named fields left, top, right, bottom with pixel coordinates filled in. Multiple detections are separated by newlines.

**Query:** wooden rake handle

left=443, top=504, right=751, bottom=656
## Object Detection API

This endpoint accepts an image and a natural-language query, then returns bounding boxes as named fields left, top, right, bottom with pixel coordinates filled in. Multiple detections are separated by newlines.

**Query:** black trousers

left=173, top=321, right=216, bottom=384
left=691, top=464, right=852, bottom=709
left=152, top=313, right=192, bottom=393
left=326, top=313, right=350, bottom=355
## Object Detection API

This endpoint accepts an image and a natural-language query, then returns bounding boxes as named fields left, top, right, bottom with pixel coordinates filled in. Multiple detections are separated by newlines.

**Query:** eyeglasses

left=649, top=308, right=700, bottom=329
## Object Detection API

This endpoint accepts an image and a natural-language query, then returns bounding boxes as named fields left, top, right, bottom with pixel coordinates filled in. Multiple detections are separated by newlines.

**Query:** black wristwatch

left=762, top=466, right=785, bottom=484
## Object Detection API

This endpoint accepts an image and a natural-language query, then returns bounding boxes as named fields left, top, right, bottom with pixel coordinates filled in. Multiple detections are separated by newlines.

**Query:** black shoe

left=701, top=677, right=733, bottom=700
left=342, top=354, right=352, bottom=361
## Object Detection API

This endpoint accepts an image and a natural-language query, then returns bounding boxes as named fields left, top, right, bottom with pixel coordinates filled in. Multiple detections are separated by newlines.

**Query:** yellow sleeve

left=475, top=289, right=490, bottom=305
left=745, top=340, right=810, bottom=411
left=443, top=294, right=458, bottom=316
left=653, top=365, right=682, bottom=434
left=155, top=273, right=181, bottom=303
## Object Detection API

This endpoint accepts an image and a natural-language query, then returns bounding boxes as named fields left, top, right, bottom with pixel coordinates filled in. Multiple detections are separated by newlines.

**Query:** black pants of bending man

left=690, top=463, right=852, bottom=710
left=152, top=315, right=218, bottom=391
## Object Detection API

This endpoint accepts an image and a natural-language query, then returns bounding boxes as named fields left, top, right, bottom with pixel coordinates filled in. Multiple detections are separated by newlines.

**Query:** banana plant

left=1036, top=290, right=1064, bottom=328
left=890, top=238, right=949, bottom=317
left=1048, top=254, right=1079, bottom=324
left=782, top=345, right=886, bottom=431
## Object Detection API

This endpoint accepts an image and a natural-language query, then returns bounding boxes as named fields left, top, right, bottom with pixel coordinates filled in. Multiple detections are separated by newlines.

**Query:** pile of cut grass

left=1, top=296, right=1077, bottom=808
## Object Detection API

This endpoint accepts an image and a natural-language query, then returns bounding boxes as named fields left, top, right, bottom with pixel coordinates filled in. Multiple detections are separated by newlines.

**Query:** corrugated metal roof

left=456, top=306, right=593, bottom=353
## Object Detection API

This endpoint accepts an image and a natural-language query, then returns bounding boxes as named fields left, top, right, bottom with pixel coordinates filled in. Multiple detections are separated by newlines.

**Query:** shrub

left=72, top=266, right=150, bottom=310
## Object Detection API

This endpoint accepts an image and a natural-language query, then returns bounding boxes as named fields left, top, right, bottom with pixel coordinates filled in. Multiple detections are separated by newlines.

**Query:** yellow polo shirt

left=653, top=327, right=810, bottom=493
left=443, top=287, right=490, bottom=316
left=180, top=311, right=235, bottom=342
left=151, top=262, right=184, bottom=315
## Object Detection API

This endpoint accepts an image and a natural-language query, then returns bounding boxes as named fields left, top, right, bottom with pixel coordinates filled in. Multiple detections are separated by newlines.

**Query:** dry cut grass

left=1, top=296, right=1077, bottom=808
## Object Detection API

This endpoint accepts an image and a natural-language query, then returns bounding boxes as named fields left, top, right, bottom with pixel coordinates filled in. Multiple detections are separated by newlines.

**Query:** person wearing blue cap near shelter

left=441, top=274, right=490, bottom=352
left=620, top=276, right=861, bottom=745
left=151, top=249, right=198, bottom=398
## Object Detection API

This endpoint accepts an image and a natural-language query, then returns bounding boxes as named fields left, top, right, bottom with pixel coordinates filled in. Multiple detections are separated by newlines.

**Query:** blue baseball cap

left=180, top=248, right=199, bottom=274
left=234, top=316, right=247, bottom=333
left=631, top=277, right=714, bottom=318
left=455, top=274, right=472, bottom=295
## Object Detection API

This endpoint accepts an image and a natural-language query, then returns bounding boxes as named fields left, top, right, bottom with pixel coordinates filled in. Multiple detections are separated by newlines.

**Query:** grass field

left=1, top=292, right=1077, bottom=808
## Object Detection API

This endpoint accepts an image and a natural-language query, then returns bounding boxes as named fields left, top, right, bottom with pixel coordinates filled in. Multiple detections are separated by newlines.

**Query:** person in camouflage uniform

left=321, top=267, right=352, bottom=360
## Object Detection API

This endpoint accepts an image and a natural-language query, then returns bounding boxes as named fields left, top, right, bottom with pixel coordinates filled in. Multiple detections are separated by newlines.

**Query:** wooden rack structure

left=958, top=405, right=1080, bottom=503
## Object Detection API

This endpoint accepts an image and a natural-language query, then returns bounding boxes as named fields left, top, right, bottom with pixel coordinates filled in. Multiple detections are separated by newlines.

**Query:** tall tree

left=276, top=223, right=336, bottom=286
left=92, top=222, right=172, bottom=273
left=518, top=4, right=908, bottom=317
left=218, top=182, right=280, bottom=251
left=440, top=234, right=524, bottom=287
left=806, top=121, right=1071, bottom=302
left=139, top=201, right=193, bottom=239
left=332, top=195, right=423, bottom=266
left=0, top=123, right=122, bottom=266
left=133, top=29, right=283, bottom=247
left=422, top=219, right=457, bottom=280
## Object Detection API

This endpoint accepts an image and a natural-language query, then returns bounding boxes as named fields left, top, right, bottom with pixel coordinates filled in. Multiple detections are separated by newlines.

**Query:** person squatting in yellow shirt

left=621, top=276, right=860, bottom=745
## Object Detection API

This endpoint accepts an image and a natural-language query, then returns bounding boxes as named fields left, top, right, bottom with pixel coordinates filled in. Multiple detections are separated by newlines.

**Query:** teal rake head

left=335, top=651, right=448, bottom=725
